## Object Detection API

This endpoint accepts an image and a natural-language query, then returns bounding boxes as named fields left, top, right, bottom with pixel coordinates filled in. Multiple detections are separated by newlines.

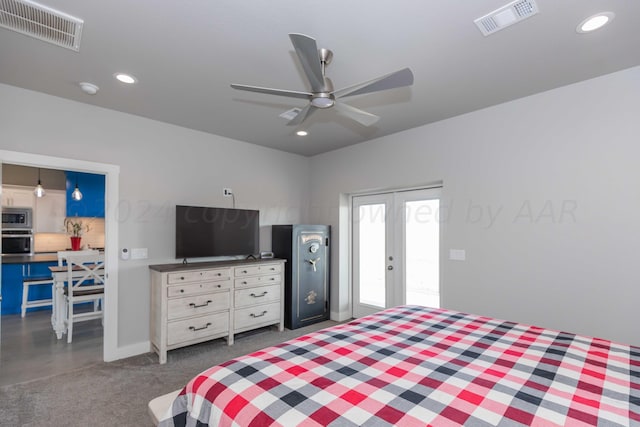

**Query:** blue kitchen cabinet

left=1, top=262, right=56, bottom=315
left=1, top=264, right=23, bottom=315
left=66, top=171, right=105, bottom=218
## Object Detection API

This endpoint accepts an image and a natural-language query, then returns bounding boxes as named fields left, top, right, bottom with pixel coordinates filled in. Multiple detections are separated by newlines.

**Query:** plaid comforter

left=159, top=305, right=640, bottom=426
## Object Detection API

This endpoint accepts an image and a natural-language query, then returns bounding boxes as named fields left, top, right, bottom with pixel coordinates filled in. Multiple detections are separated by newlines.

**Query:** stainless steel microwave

left=2, top=207, right=33, bottom=230
left=1, top=230, right=33, bottom=255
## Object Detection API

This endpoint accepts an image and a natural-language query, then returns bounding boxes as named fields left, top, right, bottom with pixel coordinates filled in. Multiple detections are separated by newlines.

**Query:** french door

left=352, top=188, right=441, bottom=318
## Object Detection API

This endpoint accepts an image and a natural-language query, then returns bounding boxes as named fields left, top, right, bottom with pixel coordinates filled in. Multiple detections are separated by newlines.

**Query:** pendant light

left=34, top=168, right=46, bottom=198
left=71, top=173, right=83, bottom=201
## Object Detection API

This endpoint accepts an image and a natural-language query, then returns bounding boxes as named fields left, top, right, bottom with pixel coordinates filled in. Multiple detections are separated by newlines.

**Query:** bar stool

left=21, top=276, right=54, bottom=317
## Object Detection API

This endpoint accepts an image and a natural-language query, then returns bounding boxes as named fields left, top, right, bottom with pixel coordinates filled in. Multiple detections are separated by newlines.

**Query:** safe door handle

left=250, top=291, right=268, bottom=298
left=189, top=322, right=212, bottom=331
left=250, top=311, right=268, bottom=318
left=189, top=300, right=212, bottom=308
left=306, top=258, right=320, bottom=272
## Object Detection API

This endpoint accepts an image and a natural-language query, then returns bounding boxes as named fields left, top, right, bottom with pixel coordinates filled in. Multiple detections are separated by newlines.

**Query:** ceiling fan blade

left=333, top=103, right=380, bottom=126
left=286, top=103, right=316, bottom=126
left=289, top=33, right=326, bottom=93
left=333, top=67, right=414, bottom=99
left=230, top=83, right=311, bottom=100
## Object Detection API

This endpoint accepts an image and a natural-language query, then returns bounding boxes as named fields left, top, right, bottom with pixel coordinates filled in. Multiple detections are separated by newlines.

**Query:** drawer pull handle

left=216, top=273, right=221, bottom=276
left=270, top=278, right=275, bottom=281
left=242, top=270, right=248, bottom=274
left=189, top=300, right=212, bottom=308
left=180, top=289, right=185, bottom=293
left=270, top=268, right=275, bottom=270
left=180, top=277, right=185, bottom=280
left=189, top=323, right=212, bottom=332
left=250, top=291, right=268, bottom=298
left=242, top=281, right=247, bottom=285
left=217, top=284, right=222, bottom=288
left=250, top=311, right=268, bottom=318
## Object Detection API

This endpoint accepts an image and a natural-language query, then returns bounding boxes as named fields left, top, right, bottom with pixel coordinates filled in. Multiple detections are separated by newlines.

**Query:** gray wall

left=2, top=65, right=639, bottom=354
left=0, top=83, right=311, bottom=348
left=309, top=66, right=640, bottom=347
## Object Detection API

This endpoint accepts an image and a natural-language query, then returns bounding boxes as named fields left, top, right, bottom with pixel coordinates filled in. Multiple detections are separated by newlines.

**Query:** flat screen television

left=175, top=205, right=259, bottom=259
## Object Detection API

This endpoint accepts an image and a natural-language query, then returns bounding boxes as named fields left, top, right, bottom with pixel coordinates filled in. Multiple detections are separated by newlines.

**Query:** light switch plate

left=449, top=249, right=466, bottom=261
left=131, top=248, right=148, bottom=260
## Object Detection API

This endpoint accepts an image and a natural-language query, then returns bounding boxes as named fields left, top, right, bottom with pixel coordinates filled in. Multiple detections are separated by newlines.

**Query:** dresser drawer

left=167, top=292, right=230, bottom=320
left=167, top=280, right=231, bottom=298
left=168, top=268, right=231, bottom=284
left=235, top=284, right=280, bottom=308
left=235, top=274, right=281, bottom=288
left=167, top=312, right=229, bottom=346
left=234, top=302, right=281, bottom=330
left=234, top=263, right=282, bottom=277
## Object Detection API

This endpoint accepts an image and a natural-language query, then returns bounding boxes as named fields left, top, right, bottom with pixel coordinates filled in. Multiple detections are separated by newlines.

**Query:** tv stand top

left=149, top=258, right=284, bottom=273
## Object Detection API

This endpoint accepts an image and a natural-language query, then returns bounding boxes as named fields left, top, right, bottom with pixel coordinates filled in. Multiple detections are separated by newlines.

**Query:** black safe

left=272, top=225, right=330, bottom=329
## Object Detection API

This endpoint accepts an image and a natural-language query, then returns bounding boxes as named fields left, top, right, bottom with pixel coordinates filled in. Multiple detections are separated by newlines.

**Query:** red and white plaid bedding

left=159, top=305, right=640, bottom=426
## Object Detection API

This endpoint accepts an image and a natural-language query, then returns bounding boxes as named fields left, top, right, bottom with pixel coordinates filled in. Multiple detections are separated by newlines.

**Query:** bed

left=155, top=305, right=640, bottom=426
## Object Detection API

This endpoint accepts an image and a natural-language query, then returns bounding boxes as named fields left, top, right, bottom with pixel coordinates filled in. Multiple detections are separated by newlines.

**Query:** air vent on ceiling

left=0, top=0, right=83, bottom=51
left=474, top=0, right=539, bottom=36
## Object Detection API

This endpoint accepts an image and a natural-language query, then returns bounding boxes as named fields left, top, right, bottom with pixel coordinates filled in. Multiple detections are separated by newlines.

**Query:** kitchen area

left=2, top=164, right=105, bottom=314
left=1, top=164, right=106, bottom=385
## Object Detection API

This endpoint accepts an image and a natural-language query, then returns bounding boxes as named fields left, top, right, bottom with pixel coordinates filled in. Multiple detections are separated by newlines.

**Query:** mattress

left=158, top=305, right=640, bottom=426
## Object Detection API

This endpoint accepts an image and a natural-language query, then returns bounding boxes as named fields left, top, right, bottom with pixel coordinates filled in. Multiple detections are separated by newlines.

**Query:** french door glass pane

left=405, top=199, right=440, bottom=307
left=358, top=204, right=386, bottom=308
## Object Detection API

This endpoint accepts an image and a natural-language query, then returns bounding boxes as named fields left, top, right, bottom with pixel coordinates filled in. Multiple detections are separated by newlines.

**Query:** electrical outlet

left=223, top=188, right=233, bottom=197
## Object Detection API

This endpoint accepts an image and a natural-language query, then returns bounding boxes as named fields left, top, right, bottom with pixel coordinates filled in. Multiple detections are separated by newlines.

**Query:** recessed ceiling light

left=115, top=73, right=137, bottom=84
left=577, top=12, right=614, bottom=33
left=296, top=131, right=308, bottom=136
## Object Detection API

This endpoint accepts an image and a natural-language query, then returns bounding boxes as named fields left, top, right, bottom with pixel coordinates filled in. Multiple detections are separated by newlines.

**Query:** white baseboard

left=105, top=340, right=151, bottom=362
left=331, top=310, right=352, bottom=322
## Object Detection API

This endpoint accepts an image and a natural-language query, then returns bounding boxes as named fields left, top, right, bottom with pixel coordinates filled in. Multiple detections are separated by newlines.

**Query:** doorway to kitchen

left=0, top=150, right=119, bottom=385
left=352, top=187, right=441, bottom=318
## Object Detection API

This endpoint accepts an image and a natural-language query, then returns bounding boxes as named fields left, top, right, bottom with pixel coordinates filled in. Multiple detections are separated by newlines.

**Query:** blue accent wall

left=66, top=171, right=105, bottom=218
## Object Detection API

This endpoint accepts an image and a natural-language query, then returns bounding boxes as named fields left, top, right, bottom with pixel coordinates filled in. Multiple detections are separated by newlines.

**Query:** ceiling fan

left=230, top=33, right=414, bottom=127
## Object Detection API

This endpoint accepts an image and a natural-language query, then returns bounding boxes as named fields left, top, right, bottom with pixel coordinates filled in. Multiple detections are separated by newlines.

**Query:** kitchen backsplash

left=34, top=217, right=105, bottom=252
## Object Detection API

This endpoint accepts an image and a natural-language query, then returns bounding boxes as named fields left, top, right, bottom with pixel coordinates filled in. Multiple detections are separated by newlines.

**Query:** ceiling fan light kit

left=231, top=33, right=413, bottom=127
left=310, top=94, right=334, bottom=109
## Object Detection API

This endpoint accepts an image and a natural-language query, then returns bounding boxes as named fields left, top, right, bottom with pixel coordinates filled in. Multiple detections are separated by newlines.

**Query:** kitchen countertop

left=1, top=253, right=59, bottom=264
left=2, top=248, right=106, bottom=264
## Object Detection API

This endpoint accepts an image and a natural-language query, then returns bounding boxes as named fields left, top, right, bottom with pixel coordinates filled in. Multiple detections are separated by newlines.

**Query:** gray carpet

left=0, top=321, right=337, bottom=427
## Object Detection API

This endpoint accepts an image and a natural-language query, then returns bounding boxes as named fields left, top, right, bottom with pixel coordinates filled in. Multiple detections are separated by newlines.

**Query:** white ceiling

left=1, top=0, right=639, bottom=156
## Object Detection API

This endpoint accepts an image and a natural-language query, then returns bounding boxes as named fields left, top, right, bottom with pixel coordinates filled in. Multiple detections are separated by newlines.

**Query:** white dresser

left=149, top=259, right=285, bottom=364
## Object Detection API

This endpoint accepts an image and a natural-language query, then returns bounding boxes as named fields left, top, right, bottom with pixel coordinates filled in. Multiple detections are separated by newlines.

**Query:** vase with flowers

left=64, top=218, right=90, bottom=250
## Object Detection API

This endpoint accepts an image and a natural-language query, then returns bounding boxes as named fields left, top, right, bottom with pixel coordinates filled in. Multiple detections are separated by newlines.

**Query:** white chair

left=58, top=250, right=104, bottom=343
left=58, top=250, right=101, bottom=311
left=21, top=275, right=54, bottom=317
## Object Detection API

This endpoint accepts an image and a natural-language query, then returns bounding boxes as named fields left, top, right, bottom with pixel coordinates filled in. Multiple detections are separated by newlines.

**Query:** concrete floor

left=0, top=309, right=102, bottom=386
